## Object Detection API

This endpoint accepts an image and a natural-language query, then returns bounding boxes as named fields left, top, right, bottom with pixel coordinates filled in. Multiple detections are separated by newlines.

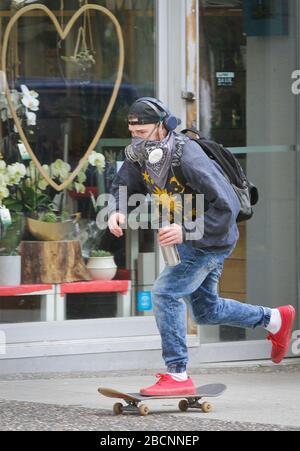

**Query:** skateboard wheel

left=178, top=400, right=189, bottom=412
left=201, top=402, right=212, bottom=413
left=139, top=404, right=150, bottom=416
left=113, top=402, right=124, bottom=415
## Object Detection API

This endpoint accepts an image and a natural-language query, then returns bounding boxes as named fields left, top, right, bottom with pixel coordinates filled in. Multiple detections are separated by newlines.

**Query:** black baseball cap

left=128, top=100, right=164, bottom=125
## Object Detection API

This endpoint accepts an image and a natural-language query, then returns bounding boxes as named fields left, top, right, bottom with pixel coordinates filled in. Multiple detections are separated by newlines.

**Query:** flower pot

left=86, top=256, right=117, bottom=281
left=26, top=214, right=80, bottom=242
left=0, top=212, right=25, bottom=255
left=0, top=256, right=21, bottom=286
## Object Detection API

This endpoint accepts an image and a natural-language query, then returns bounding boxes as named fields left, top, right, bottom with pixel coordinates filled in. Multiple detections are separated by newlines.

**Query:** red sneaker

left=140, top=374, right=196, bottom=397
left=267, top=305, right=296, bottom=364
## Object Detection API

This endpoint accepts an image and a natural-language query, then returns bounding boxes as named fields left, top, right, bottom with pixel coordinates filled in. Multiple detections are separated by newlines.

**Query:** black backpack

left=172, top=129, right=259, bottom=223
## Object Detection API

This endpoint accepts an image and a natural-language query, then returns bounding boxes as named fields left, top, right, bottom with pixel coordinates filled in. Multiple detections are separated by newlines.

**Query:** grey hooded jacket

left=107, top=134, right=240, bottom=254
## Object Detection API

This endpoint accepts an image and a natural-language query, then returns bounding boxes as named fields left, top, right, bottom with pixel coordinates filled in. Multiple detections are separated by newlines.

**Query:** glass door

left=198, top=0, right=299, bottom=345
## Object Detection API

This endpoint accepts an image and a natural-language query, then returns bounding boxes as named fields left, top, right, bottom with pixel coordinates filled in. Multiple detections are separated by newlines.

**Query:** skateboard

left=98, top=383, right=227, bottom=416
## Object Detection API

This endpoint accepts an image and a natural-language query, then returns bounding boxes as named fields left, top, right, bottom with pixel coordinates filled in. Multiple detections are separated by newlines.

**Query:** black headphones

left=135, top=97, right=181, bottom=132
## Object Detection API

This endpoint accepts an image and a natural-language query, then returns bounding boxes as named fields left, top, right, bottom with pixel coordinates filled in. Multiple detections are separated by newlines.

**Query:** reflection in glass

left=0, top=0, right=156, bottom=322
left=199, top=0, right=298, bottom=344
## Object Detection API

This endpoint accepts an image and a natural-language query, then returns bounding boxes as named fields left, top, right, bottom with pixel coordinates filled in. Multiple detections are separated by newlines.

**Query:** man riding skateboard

left=107, top=98, right=296, bottom=397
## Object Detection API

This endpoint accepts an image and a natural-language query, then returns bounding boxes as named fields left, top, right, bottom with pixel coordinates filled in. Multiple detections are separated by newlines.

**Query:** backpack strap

left=181, top=128, right=207, bottom=140
left=172, top=133, right=210, bottom=212
left=171, top=133, right=189, bottom=187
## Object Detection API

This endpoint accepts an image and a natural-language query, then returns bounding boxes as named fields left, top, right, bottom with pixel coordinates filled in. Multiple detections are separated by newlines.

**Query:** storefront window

left=199, top=0, right=298, bottom=343
left=0, top=0, right=157, bottom=323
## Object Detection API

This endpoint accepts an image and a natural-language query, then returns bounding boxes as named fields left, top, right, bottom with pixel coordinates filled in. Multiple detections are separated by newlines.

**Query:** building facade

left=0, top=0, right=299, bottom=373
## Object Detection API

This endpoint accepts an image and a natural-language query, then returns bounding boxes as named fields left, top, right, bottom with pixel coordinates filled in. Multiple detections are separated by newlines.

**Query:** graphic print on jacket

left=141, top=167, right=198, bottom=226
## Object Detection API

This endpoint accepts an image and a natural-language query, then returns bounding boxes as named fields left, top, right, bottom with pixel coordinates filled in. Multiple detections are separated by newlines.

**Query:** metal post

left=185, top=0, right=199, bottom=129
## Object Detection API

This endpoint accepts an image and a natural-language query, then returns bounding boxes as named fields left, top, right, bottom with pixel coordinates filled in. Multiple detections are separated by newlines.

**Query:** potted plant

left=86, top=250, right=117, bottom=281
left=0, top=212, right=23, bottom=285
left=1, top=84, right=106, bottom=242
left=26, top=211, right=81, bottom=242
left=0, top=158, right=26, bottom=285
left=0, top=152, right=105, bottom=241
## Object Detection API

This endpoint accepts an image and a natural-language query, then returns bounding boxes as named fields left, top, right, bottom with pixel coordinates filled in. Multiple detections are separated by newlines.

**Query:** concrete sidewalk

left=0, top=360, right=299, bottom=431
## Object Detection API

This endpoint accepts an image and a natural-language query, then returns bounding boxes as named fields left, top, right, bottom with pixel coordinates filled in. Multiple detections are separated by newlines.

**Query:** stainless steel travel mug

left=161, top=244, right=181, bottom=267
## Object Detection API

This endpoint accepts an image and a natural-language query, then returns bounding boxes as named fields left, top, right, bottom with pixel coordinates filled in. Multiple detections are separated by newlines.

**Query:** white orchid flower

left=0, top=185, right=9, bottom=202
left=74, top=182, right=86, bottom=194
left=0, top=171, right=9, bottom=203
left=1, top=86, right=38, bottom=127
left=0, top=109, right=7, bottom=122
left=88, top=151, right=106, bottom=173
left=25, top=162, right=49, bottom=189
left=26, top=161, right=37, bottom=184
left=14, top=162, right=26, bottom=177
left=21, top=85, right=39, bottom=112
left=38, top=179, right=49, bottom=191
left=42, top=164, right=50, bottom=175
left=7, top=162, right=26, bottom=185
left=24, top=177, right=33, bottom=188
left=21, top=94, right=39, bottom=111
left=0, top=90, right=22, bottom=123
left=21, top=85, right=39, bottom=99
left=50, top=159, right=71, bottom=182
left=77, top=171, right=87, bottom=184
left=11, top=90, right=22, bottom=110
left=0, top=173, right=9, bottom=187
left=33, top=165, right=49, bottom=191
left=6, top=90, right=22, bottom=116
left=0, top=161, right=7, bottom=174
left=26, top=110, right=37, bottom=126
left=0, top=94, right=9, bottom=121
left=38, top=164, right=50, bottom=191
left=82, top=160, right=89, bottom=172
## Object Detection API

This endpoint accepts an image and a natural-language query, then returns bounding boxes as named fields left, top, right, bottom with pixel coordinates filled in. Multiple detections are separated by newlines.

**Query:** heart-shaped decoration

left=1, top=3, right=124, bottom=191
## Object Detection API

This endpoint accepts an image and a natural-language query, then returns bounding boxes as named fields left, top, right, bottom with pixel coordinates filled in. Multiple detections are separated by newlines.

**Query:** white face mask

left=148, top=148, right=164, bottom=165
left=125, top=124, right=163, bottom=165
left=144, top=133, right=174, bottom=189
left=125, top=124, right=174, bottom=189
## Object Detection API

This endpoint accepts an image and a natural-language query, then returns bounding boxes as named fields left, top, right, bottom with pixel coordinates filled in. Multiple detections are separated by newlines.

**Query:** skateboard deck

left=98, top=383, right=226, bottom=416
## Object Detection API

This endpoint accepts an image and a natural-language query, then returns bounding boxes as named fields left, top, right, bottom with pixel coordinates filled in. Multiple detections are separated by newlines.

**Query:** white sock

left=265, top=309, right=282, bottom=335
left=168, top=372, right=188, bottom=382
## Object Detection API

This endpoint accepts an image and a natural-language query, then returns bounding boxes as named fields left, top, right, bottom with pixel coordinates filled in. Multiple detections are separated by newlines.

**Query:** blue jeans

left=152, top=243, right=272, bottom=373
